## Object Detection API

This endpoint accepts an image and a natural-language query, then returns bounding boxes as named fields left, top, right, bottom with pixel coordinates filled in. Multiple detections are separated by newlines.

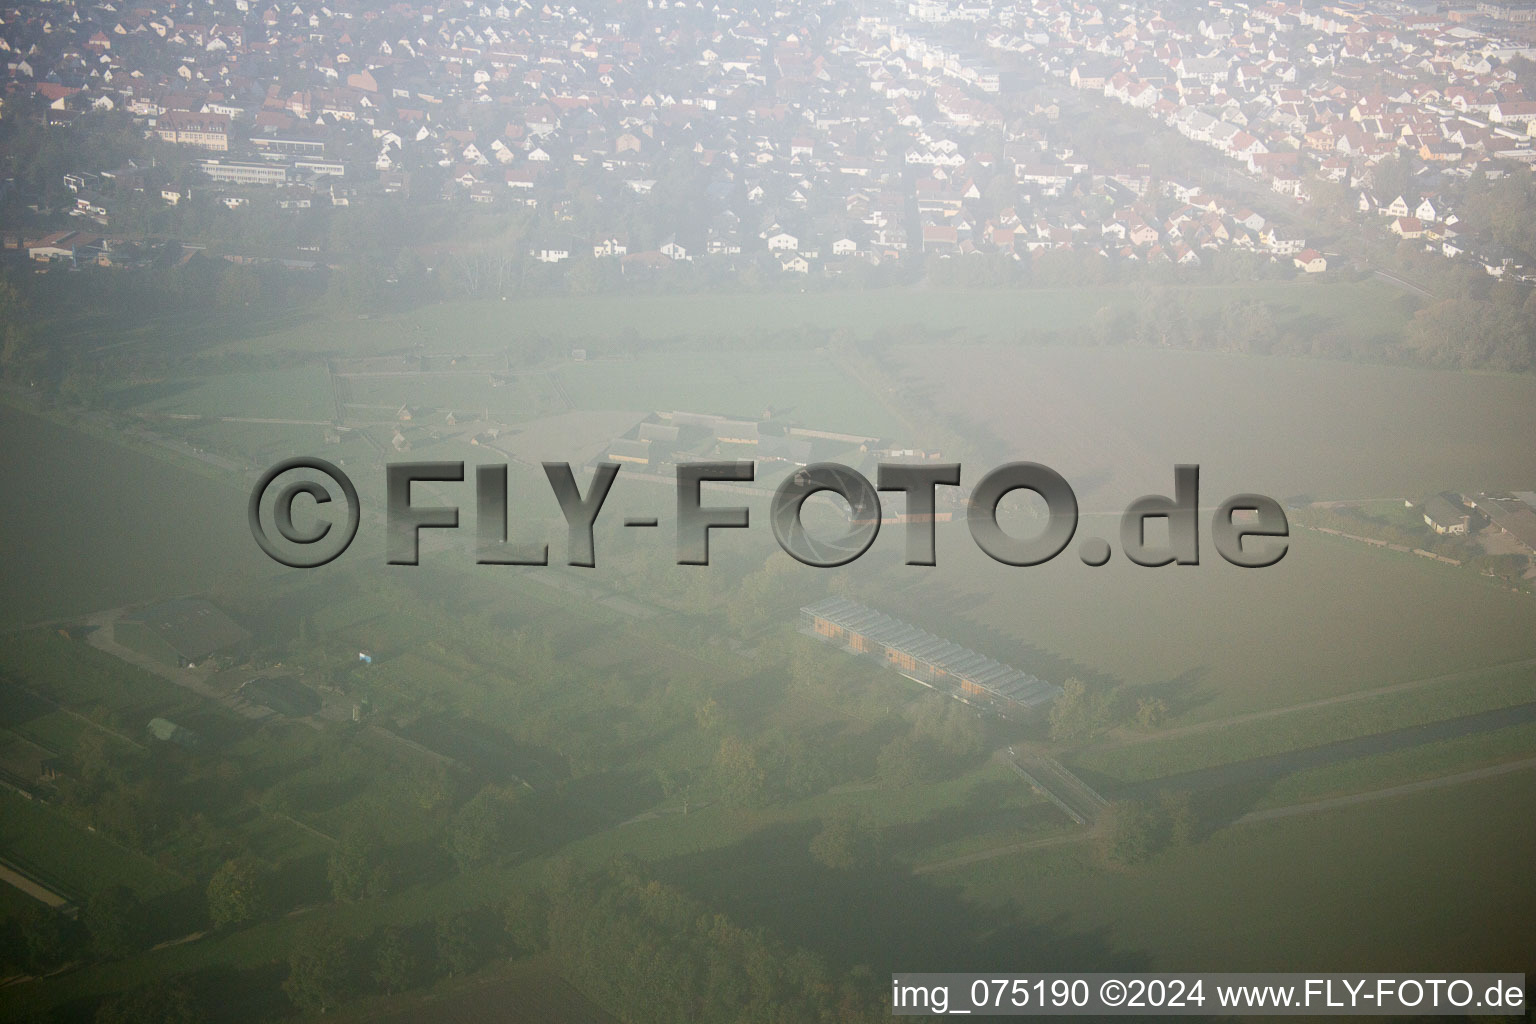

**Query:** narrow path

left=1372, top=268, right=1434, bottom=298
left=1233, top=755, right=1536, bottom=825
left=1077, top=656, right=1536, bottom=754
left=912, top=832, right=1086, bottom=874
left=913, top=755, right=1536, bottom=875
left=155, top=413, right=336, bottom=426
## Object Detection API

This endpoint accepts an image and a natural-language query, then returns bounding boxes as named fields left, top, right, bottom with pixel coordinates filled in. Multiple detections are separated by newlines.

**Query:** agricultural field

left=0, top=404, right=270, bottom=631
left=554, top=350, right=904, bottom=438
left=942, top=767, right=1536, bottom=973
left=3, top=286, right=1535, bottom=1022
left=0, top=791, right=184, bottom=903
left=895, top=525, right=1536, bottom=724
left=210, top=281, right=1413, bottom=357
left=891, top=342, right=1536, bottom=502
left=129, top=366, right=337, bottom=423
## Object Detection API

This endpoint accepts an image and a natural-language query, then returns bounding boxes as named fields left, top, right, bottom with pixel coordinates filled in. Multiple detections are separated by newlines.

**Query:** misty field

left=944, top=766, right=1536, bottom=971
left=0, top=790, right=184, bottom=902
left=209, top=281, right=1413, bottom=355
left=554, top=349, right=904, bottom=437
left=890, top=343, right=1536, bottom=501
left=0, top=404, right=271, bottom=630
left=3, top=284, right=1534, bottom=1020
left=130, top=365, right=336, bottom=422
left=842, top=337, right=1536, bottom=748
left=889, top=525, right=1536, bottom=725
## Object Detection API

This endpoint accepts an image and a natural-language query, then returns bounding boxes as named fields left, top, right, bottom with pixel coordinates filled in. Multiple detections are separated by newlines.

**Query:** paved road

left=0, top=860, right=70, bottom=908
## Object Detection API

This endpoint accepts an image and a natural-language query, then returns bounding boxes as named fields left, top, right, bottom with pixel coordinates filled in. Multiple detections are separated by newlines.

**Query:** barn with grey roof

left=799, top=597, right=1060, bottom=712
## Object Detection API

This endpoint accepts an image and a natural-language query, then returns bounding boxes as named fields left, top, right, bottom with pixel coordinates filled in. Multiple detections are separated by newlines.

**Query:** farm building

left=239, top=676, right=321, bottom=717
left=637, top=422, right=680, bottom=444
left=1422, top=493, right=1472, bottom=534
left=757, top=435, right=813, bottom=465
left=713, top=418, right=759, bottom=444
left=666, top=411, right=759, bottom=444
left=1470, top=493, right=1536, bottom=555
left=799, top=597, right=1060, bottom=711
left=120, top=598, right=248, bottom=667
left=606, top=438, right=654, bottom=464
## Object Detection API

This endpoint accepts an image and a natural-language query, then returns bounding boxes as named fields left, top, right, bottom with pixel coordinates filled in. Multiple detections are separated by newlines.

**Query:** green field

left=3, top=285, right=1535, bottom=1020
left=1069, top=659, right=1536, bottom=784
left=0, top=790, right=184, bottom=901
left=213, top=282, right=1414, bottom=356
left=895, top=343, right=1536, bottom=501
left=555, top=349, right=903, bottom=435
left=942, top=767, right=1536, bottom=972
left=1248, top=719, right=1536, bottom=811
left=0, top=404, right=272, bottom=630
left=131, top=365, right=336, bottom=422
left=885, top=526, right=1536, bottom=727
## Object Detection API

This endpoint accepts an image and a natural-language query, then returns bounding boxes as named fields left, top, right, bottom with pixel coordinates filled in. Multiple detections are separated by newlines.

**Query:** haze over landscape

left=2, top=0, right=1536, bottom=1018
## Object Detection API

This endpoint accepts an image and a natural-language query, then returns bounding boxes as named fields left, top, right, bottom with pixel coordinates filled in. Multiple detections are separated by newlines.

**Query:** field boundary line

left=1234, top=755, right=1536, bottom=825
left=914, top=756, right=1536, bottom=875
left=1079, top=656, right=1536, bottom=755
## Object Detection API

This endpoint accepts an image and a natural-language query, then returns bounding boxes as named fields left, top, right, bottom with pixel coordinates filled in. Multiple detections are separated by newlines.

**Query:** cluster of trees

left=88, top=857, right=894, bottom=1022
left=1097, top=792, right=1198, bottom=866
left=1077, top=289, right=1396, bottom=362
left=1048, top=678, right=1116, bottom=742
left=94, top=981, right=203, bottom=1024
left=0, top=258, right=327, bottom=398
left=89, top=888, right=548, bottom=1022
left=1404, top=292, right=1536, bottom=374
left=279, top=901, right=532, bottom=1015
left=875, top=697, right=988, bottom=788
left=548, top=858, right=889, bottom=1024
left=1048, top=678, right=1172, bottom=742
left=809, top=806, right=880, bottom=870
left=1457, top=173, right=1536, bottom=268
left=0, top=882, right=162, bottom=980
left=655, top=632, right=995, bottom=818
left=926, top=246, right=1301, bottom=291
left=445, top=783, right=527, bottom=872
left=0, top=113, right=147, bottom=215
left=705, top=725, right=866, bottom=810
left=1346, top=158, right=1536, bottom=374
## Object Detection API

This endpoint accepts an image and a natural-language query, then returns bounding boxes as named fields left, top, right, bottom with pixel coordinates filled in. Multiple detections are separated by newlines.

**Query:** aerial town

left=4, top=0, right=1536, bottom=279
